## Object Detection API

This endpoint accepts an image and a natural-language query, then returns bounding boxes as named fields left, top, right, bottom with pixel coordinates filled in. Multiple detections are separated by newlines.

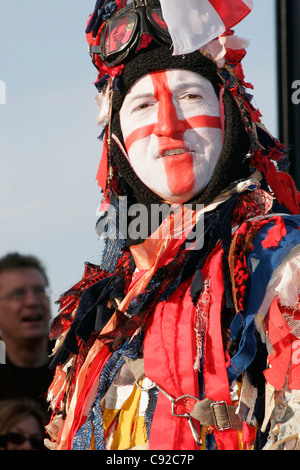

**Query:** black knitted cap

left=112, top=44, right=221, bottom=110
left=110, top=45, right=250, bottom=207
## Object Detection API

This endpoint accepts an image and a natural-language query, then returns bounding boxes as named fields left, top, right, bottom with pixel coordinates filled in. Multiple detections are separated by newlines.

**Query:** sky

left=0, top=0, right=277, bottom=317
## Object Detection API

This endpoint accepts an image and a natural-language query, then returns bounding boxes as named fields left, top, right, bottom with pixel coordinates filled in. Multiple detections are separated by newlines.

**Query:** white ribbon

left=159, top=0, right=253, bottom=55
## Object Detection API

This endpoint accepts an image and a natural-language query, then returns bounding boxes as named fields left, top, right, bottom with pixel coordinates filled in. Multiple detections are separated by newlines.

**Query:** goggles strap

left=132, top=0, right=160, bottom=7
left=88, top=44, right=100, bottom=57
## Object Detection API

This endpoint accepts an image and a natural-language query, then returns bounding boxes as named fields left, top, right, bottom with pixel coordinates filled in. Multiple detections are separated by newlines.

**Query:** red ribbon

left=203, top=248, right=240, bottom=450
left=264, top=297, right=300, bottom=390
left=144, top=279, right=200, bottom=450
left=143, top=246, right=240, bottom=450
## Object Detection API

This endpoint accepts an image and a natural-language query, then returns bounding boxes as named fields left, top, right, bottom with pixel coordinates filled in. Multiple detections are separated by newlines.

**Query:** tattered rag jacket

left=46, top=182, right=300, bottom=451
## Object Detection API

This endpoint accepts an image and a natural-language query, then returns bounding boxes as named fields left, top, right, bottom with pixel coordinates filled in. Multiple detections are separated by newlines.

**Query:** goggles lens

left=147, top=8, right=168, bottom=34
left=102, top=13, right=137, bottom=58
left=99, top=6, right=171, bottom=66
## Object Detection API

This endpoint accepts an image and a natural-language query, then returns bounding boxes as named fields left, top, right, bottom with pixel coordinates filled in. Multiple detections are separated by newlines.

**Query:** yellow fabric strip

left=102, top=383, right=148, bottom=450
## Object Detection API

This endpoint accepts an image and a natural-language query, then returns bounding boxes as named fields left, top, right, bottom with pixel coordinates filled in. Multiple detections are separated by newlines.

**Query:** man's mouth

left=159, top=143, right=192, bottom=158
left=163, top=148, right=187, bottom=157
left=21, top=314, right=44, bottom=323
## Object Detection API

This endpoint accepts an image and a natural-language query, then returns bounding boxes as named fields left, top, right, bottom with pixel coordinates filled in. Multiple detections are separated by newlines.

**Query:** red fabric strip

left=263, top=297, right=291, bottom=391
left=96, top=133, right=108, bottom=190
left=290, top=335, right=300, bottom=389
left=263, top=298, right=300, bottom=390
left=67, top=345, right=112, bottom=449
left=143, top=279, right=200, bottom=450
left=203, top=248, right=240, bottom=450
left=209, top=0, right=252, bottom=30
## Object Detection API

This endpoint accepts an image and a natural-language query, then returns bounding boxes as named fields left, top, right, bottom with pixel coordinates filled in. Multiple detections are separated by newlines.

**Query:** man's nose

left=153, top=90, right=186, bottom=138
left=23, top=289, right=41, bottom=305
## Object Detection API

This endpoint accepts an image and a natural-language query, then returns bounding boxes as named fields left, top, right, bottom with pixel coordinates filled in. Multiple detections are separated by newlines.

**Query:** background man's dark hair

left=0, top=253, right=49, bottom=286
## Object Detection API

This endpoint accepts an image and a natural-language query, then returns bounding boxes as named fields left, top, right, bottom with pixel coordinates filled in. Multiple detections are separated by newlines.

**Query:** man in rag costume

left=46, top=0, right=300, bottom=451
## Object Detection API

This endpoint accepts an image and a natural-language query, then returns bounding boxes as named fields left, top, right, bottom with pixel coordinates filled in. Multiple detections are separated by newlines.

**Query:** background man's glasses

left=0, top=286, right=50, bottom=302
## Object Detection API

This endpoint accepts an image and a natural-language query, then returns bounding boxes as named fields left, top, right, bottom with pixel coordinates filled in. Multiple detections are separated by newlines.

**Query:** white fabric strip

left=160, top=0, right=253, bottom=55
left=160, top=0, right=225, bottom=55
left=242, top=0, right=254, bottom=8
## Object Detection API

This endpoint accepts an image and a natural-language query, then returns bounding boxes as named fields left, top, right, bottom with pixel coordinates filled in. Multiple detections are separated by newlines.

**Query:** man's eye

left=131, top=100, right=156, bottom=113
left=184, top=93, right=202, bottom=100
left=134, top=101, right=155, bottom=111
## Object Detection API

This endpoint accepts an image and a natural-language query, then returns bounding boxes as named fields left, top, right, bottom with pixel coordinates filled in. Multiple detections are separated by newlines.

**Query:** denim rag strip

left=72, top=334, right=143, bottom=450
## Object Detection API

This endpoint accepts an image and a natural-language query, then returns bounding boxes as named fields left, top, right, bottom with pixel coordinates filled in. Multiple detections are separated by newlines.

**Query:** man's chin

left=20, top=321, right=49, bottom=340
left=160, top=189, right=200, bottom=205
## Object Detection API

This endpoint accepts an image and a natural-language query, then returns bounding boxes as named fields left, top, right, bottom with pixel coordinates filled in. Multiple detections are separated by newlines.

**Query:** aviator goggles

left=89, top=0, right=172, bottom=67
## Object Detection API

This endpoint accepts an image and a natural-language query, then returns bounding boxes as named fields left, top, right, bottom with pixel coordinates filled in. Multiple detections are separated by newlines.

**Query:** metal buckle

left=88, top=45, right=100, bottom=54
left=171, top=395, right=202, bottom=446
left=210, top=401, right=232, bottom=431
left=171, top=394, right=199, bottom=418
left=133, top=0, right=147, bottom=7
left=133, top=0, right=160, bottom=8
left=155, top=388, right=202, bottom=446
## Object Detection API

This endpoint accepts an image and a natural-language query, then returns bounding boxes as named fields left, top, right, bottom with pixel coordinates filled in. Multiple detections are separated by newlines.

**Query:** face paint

left=120, top=69, right=223, bottom=203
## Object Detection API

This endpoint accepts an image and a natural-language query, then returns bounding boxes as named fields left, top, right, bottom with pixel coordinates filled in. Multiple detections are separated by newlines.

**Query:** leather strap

left=125, top=357, right=243, bottom=431
left=125, top=356, right=145, bottom=382
left=191, top=398, right=242, bottom=431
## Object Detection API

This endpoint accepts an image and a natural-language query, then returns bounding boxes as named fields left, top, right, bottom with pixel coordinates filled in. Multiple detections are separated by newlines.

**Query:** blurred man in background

left=0, top=253, right=53, bottom=416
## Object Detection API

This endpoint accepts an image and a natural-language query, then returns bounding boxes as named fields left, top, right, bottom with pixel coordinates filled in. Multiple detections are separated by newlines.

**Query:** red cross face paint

left=120, top=69, right=223, bottom=203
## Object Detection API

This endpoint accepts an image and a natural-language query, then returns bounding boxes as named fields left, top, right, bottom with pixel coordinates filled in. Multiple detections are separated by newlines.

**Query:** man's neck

left=3, top=336, right=49, bottom=368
